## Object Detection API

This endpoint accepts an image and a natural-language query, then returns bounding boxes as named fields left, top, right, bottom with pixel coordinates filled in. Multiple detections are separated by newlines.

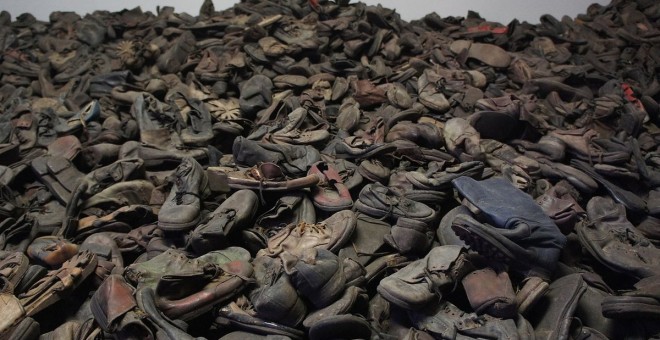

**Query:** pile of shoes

left=1, top=0, right=660, bottom=338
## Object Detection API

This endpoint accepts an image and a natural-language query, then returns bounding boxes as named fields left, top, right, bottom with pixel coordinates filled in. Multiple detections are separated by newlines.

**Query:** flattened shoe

left=258, top=210, right=357, bottom=258
left=221, top=163, right=322, bottom=192
left=156, top=258, right=254, bottom=321
left=189, top=189, right=259, bottom=255
left=0, top=289, right=27, bottom=338
left=602, top=275, right=660, bottom=319
left=377, top=245, right=473, bottom=310
left=577, top=196, right=660, bottom=280
left=18, top=250, right=98, bottom=316
left=355, top=182, right=437, bottom=225
left=215, top=298, right=305, bottom=339
left=308, top=161, right=353, bottom=212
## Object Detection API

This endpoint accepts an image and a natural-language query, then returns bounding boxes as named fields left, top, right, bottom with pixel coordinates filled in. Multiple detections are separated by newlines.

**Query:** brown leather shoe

left=308, top=161, right=353, bottom=212
left=26, top=236, right=79, bottom=268
left=19, top=250, right=97, bottom=316
left=462, top=267, right=517, bottom=319
left=90, top=274, right=137, bottom=332
left=156, top=258, right=254, bottom=321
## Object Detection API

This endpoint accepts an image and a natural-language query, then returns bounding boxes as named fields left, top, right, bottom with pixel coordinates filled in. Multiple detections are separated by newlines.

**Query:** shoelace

left=294, top=221, right=327, bottom=235
left=611, top=227, right=649, bottom=247
left=580, top=210, right=618, bottom=228
left=174, top=190, right=200, bottom=205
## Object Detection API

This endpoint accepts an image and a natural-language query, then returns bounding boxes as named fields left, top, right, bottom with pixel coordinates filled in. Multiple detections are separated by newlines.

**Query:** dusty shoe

left=19, top=250, right=98, bottom=316
left=389, top=161, right=485, bottom=205
left=450, top=40, right=512, bottom=68
left=124, top=247, right=250, bottom=290
left=303, top=286, right=368, bottom=328
left=384, top=217, right=434, bottom=256
left=577, top=196, right=660, bottom=280
left=26, top=236, right=79, bottom=268
left=0, top=251, right=29, bottom=289
left=528, top=273, right=586, bottom=340
left=239, top=74, right=273, bottom=118
left=358, top=159, right=390, bottom=184
left=515, top=276, right=549, bottom=314
left=249, top=255, right=307, bottom=327
left=385, top=121, right=444, bottom=149
left=233, top=136, right=321, bottom=177
left=0, top=289, right=27, bottom=338
left=178, top=95, right=214, bottom=146
left=377, top=245, right=473, bottom=310
left=479, top=139, right=540, bottom=177
left=409, top=300, right=530, bottom=340
left=284, top=248, right=346, bottom=309
left=221, top=163, right=322, bottom=192
left=30, top=156, right=83, bottom=205
left=355, top=182, right=437, bottom=225
left=418, top=69, right=450, bottom=112
left=189, top=189, right=259, bottom=255
left=535, top=180, right=586, bottom=234
left=158, top=157, right=210, bottom=231
left=258, top=210, right=357, bottom=258
left=443, top=118, right=483, bottom=162
left=155, top=257, right=254, bottom=321
left=308, top=161, right=353, bottom=212
left=602, top=275, right=660, bottom=319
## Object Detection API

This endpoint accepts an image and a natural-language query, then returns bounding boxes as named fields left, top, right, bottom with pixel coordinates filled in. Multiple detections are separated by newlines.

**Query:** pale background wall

left=1, top=0, right=609, bottom=24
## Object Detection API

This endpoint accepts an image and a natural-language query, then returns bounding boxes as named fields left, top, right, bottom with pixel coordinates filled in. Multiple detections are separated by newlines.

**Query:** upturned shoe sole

left=451, top=221, right=552, bottom=279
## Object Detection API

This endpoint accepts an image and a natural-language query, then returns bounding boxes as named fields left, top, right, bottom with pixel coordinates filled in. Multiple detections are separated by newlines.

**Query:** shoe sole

left=602, top=297, right=660, bottom=319
left=451, top=224, right=512, bottom=264
left=376, top=283, right=429, bottom=311
left=450, top=222, right=553, bottom=279
left=516, top=278, right=549, bottom=314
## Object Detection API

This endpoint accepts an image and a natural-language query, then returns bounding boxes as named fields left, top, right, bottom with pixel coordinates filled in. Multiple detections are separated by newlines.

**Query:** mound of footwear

left=1, top=0, right=660, bottom=338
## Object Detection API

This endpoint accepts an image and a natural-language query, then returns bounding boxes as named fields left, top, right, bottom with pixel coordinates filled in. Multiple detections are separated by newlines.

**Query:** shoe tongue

left=175, top=160, right=193, bottom=178
left=426, top=246, right=464, bottom=272
left=174, top=162, right=195, bottom=196
left=281, top=252, right=299, bottom=274
left=187, top=109, right=205, bottom=132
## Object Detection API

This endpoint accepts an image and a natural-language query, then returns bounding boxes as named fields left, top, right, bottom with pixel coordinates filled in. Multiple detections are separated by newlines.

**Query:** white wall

left=1, top=0, right=609, bottom=24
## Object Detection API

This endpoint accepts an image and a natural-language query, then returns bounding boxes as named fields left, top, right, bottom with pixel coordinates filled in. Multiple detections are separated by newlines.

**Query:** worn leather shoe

left=158, top=157, right=210, bottom=231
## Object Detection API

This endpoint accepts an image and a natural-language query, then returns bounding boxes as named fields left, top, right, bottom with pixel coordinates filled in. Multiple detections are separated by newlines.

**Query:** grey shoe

left=189, top=190, right=259, bottom=255
left=158, top=157, right=210, bottom=231
left=249, top=255, right=307, bottom=328
left=284, top=248, right=346, bottom=309
left=355, top=182, right=437, bottom=225
left=377, top=245, right=473, bottom=310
